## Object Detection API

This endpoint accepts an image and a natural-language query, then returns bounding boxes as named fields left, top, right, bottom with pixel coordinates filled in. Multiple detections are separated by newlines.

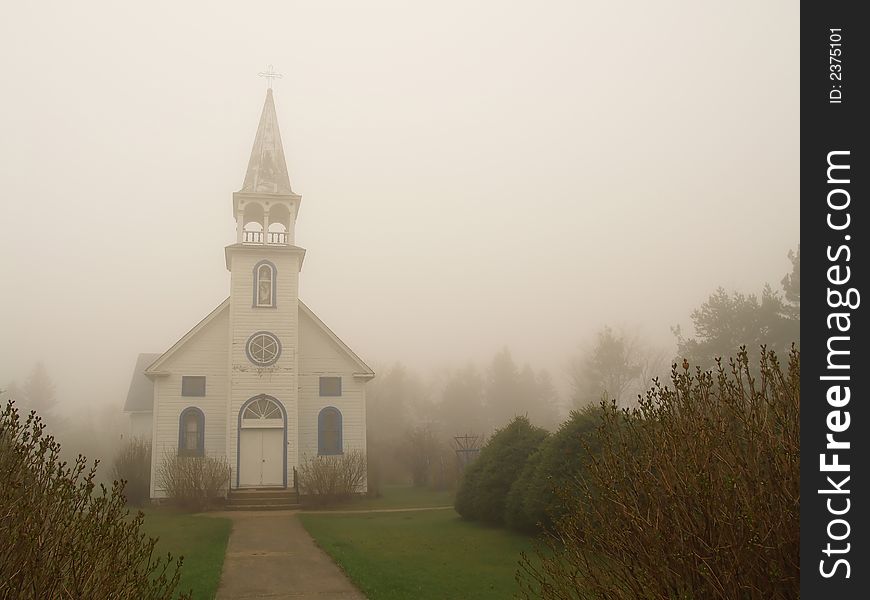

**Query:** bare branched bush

left=0, top=400, right=188, bottom=600
left=518, top=348, right=800, bottom=600
left=156, top=452, right=230, bottom=511
left=112, top=436, right=152, bottom=506
left=298, top=450, right=367, bottom=505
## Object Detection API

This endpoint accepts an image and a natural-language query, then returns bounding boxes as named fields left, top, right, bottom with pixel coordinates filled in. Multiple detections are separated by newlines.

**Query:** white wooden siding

left=148, top=246, right=370, bottom=497
left=150, top=306, right=229, bottom=498
left=298, top=309, right=368, bottom=491
left=227, top=250, right=301, bottom=488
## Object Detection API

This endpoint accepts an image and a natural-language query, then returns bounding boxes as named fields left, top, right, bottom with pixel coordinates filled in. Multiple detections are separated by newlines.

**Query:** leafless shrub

left=112, top=436, right=151, bottom=506
left=0, top=399, right=188, bottom=600
left=518, top=347, right=800, bottom=600
left=156, top=452, right=230, bottom=511
left=298, top=449, right=367, bottom=505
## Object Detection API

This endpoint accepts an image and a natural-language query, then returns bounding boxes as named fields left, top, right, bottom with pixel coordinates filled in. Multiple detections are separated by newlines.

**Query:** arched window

left=257, top=264, right=272, bottom=305
left=242, top=396, right=284, bottom=421
left=318, top=407, right=343, bottom=455
left=178, top=407, right=205, bottom=457
left=253, top=260, right=277, bottom=307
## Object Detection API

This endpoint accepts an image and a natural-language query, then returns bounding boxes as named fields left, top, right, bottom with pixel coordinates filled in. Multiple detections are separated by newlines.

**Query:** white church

left=124, top=88, right=374, bottom=499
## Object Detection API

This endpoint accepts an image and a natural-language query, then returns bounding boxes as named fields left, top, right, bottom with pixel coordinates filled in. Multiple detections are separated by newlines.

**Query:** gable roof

left=124, top=353, right=161, bottom=412
left=143, top=297, right=374, bottom=380
left=300, top=300, right=375, bottom=379
left=145, top=298, right=230, bottom=376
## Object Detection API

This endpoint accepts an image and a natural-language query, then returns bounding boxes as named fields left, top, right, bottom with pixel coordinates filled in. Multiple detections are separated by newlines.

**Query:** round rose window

left=246, top=331, right=281, bottom=366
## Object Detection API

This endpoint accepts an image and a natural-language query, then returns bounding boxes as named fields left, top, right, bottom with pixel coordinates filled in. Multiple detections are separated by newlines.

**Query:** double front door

left=239, top=428, right=284, bottom=487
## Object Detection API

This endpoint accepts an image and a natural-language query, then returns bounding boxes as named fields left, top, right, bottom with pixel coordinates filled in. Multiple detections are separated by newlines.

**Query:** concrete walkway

left=302, top=505, right=453, bottom=515
left=214, top=511, right=365, bottom=600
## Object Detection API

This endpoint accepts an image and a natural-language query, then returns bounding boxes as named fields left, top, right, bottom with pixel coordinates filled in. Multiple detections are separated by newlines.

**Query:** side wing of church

left=123, top=89, right=374, bottom=498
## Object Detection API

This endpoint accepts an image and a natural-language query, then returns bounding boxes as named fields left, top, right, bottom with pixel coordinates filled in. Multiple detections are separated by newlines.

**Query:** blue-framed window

left=318, top=407, right=343, bottom=455
left=253, top=260, right=277, bottom=307
left=178, top=407, right=205, bottom=457
left=319, top=376, right=342, bottom=397
left=181, top=376, right=206, bottom=397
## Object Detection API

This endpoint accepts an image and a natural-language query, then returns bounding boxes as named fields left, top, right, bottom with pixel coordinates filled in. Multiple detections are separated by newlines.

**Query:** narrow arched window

left=253, top=260, right=277, bottom=307
left=318, top=407, right=343, bottom=455
left=257, top=264, right=273, bottom=306
left=178, top=407, right=205, bottom=457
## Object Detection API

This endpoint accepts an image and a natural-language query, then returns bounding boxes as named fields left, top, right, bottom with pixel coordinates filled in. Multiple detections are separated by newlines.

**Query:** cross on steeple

left=258, top=64, right=283, bottom=89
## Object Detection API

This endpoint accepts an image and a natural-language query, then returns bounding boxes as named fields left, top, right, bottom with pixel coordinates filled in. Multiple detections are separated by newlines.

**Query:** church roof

left=299, top=300, right=375, bottom=378
left=240, top=89, right=294, bottom=195
left=145, top=299, right=230, bottom=376
left=144, top=298, right=374, bottom=379
left=124, top=353, right=161, bottom=413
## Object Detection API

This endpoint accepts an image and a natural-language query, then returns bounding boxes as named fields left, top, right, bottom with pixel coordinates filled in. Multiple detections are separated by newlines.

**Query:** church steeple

left=240, top=89, right=293, bottom=195
left=232, top=88, right=302, bottom=249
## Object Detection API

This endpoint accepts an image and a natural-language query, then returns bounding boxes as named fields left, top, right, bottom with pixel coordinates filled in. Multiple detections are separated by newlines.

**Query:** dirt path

left=214, top=512, right=365, bottom=600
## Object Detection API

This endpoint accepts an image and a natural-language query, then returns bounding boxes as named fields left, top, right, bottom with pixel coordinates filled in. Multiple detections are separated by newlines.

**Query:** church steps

left=226, top=488, right=300, bottom=509
left=230, top=489, right=298, bottom=499
left=228, top=495, right=298, bottom=506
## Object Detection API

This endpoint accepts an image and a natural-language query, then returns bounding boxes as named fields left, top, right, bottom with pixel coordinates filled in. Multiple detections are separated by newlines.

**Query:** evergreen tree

left=438, top=364, right=486, bottom=436
left=570, top=326, right=642, bottom=408
left=484, top=348, right=524, bottom=429
left=519, top=366, right=560, bottom=430
left=23, top=362, right=56, bottom=416
left=675, top=246, right=800, bottom=368
left=781, top=244, right=800, bottom=312
left=455, top=416, right=548, bottom=525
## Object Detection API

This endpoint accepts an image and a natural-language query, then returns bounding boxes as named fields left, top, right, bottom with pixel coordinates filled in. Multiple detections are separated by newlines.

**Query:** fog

left=0, top=0, right=798, bottom=419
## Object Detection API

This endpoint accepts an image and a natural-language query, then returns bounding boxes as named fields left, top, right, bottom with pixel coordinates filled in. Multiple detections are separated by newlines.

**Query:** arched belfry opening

left=267, top=203, right=292, bottom=244
left=236, top=198, right=297, bottom=246
left=233, top=88, right=301, bottom=247
left=241, top=201, right=265, bottom=243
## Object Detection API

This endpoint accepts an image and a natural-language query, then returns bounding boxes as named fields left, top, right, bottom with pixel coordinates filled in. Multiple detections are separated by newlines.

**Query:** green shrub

left=518, top=348, right=800, bottom=599
left=113, top=436, right=152, bottom=506
left=299, top=450, right=368, bottom=506
left=455, top=416, right=547, bottom=525
left=157, top=452, right=230, bottom=511
left=505, top=406, right=603, bottom=533
left=0, top=400, right=188, bottom=600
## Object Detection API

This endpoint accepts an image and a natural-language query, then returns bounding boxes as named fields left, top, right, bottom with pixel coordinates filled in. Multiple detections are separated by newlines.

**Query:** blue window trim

left=236, top=395, right=288, bottom=489
left=245, top=331, right=282, bottom=367
left=318, top=406, right=343, bottom=456
left=252, top=259, right=278, bottom=308
left=319, top=376, right=342, bottom=397
left=178, top=406, right=205, bottom=457
left=181, top=375, right=206, bottom=397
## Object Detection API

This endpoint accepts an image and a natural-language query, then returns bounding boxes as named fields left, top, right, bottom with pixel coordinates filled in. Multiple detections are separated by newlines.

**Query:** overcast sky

left=0, top=0, right=798, bottom=413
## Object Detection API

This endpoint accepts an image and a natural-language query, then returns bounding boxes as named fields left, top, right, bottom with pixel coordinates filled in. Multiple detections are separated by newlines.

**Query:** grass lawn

left=137, top=508, right=232, bottom=600
left=299, top=509, right=534, bottom=600
left=307, top=484, right=455, bottom=511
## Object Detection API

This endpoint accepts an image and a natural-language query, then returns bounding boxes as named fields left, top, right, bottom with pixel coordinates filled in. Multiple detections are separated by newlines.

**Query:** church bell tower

left=225, top=88, right=305, bottom=487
